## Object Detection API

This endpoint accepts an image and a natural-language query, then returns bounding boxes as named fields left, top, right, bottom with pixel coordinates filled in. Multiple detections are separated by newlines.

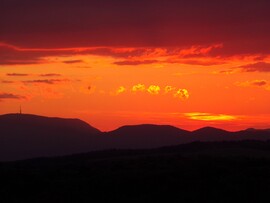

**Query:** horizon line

left=1, top=112, right=269, bottom=133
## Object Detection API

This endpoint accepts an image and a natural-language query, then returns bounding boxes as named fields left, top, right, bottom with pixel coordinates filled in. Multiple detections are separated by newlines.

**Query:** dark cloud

left=251, top=80, right=268, bottom=86
left=84, top=48, right=147, bottom=58
left=0, top=41, right=267, bottom=67
left=23, top=79, right=69, bottom=84
left=76, top=66, right=92, bottom=69
left=236, top=80, right=269, bottom=89
left=39, top=73, right=62, bottom=77
left=6, top=73, right=29, bottom=76
left=0, top=93, right=25, bottom=100
left=0, top=43, right=87, bottom=65
left=168, top=59, right=225, bottom=66
left=5, top=73, right=61, bottom=78
left=1, top=0, right=270, bottom=55
left=238, top=62, right=270, bottom=72
left=114, top=60, right=159, bottom=66
left=216, top=69, right=235, bottom=74
left=0, top=44, right=147, bottom=65
left=62, top=60, right=84, bottom=64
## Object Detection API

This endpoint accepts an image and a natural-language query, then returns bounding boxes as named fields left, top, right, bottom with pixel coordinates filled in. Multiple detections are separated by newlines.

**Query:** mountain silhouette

left=0, top=114, right=102, bottom=161
left=106, top=124, right=189, bottom=148
left=190, top=126, right=232, bottom=141
left=1, top=113, right=270, bottom=161
left=192, top=126, right=229, bottom=135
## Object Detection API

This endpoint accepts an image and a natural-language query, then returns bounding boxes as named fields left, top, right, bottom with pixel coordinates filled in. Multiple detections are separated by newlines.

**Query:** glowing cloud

left=112, top=84, right=189, bottom=98
left=174, top=89, right=189, bottom=99
left=147, top=85, right=161, bottom=95
left=184, top=112, right=237, bottom=121
left=132, top=84, right=146, bottom=92
left=113, top=86, right=126, bottom=95
left=164, top=86, right=175, bottom=93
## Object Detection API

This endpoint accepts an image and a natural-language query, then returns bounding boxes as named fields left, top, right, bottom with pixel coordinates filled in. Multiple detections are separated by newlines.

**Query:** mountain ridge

left=2, top=113, right=269, bottom=133
left=1, top=113, right=270, bottom=161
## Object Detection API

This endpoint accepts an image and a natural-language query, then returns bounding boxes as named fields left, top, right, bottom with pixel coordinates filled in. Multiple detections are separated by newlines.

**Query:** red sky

left=1, top=0, right=270, bottom=131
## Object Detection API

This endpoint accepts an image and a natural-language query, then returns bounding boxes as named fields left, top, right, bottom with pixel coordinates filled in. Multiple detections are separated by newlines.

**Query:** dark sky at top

left=1, top=0, right=270, bottom=55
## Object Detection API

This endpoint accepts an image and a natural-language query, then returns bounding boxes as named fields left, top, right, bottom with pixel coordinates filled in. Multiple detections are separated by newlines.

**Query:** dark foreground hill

left=1, top=113, right=270, bottom=161
left=1, top=140, right=270, bottom=202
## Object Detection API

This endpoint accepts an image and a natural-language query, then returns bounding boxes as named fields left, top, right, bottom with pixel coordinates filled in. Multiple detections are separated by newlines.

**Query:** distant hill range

left=1, top=113, right=270, bottom=161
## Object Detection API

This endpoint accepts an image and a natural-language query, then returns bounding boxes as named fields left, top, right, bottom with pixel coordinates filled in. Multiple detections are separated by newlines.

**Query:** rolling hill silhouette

left=1, top=113, right=270, bottom=161
left=0, top=114, right=102, bottom=161
left=2, top=140, right=270, bottom=202
left=192, top=126, right=230, bottom=136
left=106, top=124, right=189, bottom=148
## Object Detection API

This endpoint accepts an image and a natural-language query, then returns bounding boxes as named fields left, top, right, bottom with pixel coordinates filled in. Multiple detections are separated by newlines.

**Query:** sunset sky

left=1, top=0, right=270, bottom=131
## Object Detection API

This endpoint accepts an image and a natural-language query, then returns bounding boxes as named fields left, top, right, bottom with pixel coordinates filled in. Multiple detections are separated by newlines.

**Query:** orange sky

left=1, top=0, right=270, bottom=131
left=1, top=43, right=270, bottom=131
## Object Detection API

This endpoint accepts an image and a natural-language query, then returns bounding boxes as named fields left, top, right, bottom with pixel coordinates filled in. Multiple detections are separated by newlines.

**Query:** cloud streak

left=1, top=42, right=268, bottom=68
left=0, top=93, right=26, bottom=101
left=23, top=79, right=69, bottom=85
left=114, top=60, right=159, bottom=66
left=238, top=62, right=270, bottom=72
left=38, top=73, right=62, bottom=77
left=1, top=80, right=14, bottom=84
left=62, top=60, right=84, bottom=64
left=236, top=79, right=270, bottom=90
left=6, top=73, right=30, bottom=77
left=184, top=112, right=237, bottom=121
left=0, top=43, right=223, bottom=66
